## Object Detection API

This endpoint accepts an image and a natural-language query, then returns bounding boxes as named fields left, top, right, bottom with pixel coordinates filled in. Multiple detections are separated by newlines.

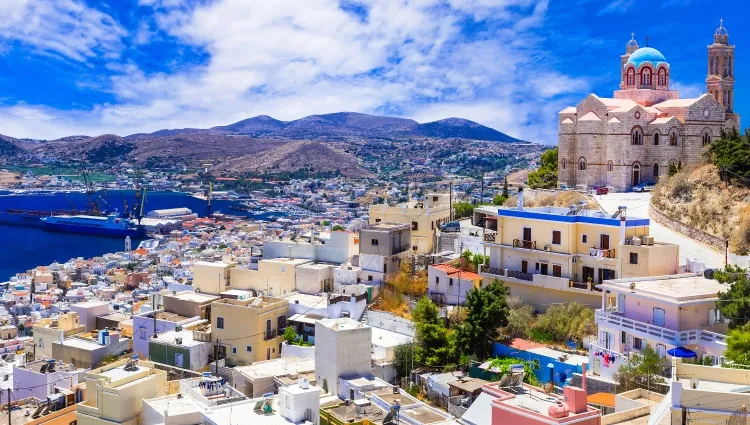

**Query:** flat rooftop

left=60, top=337, right=106, bottom=351
left=165, top=291, right=220, bottom=303
left=263, top=257, right=313, bottom=266
left=297, top=262, right=335, bottom=270
left=474, top=205, right=649, bottom=227
left=153, top=329, right=207, bottom=348
left=371, top=326, right=413, bottom=348
left=235, top=356, right=315, bottom=379
left=318, top=317, right=368, bottom=331
left=601, top=274, right=728, bottom=303
left=361, top=222, right=411, bottom=232
left=325, top=401, right=387, bottom=425
left=401, top=406, right=451, bottom=424
left=283, top=292, right=326, bottom=308
left=494, top=385, right=599, bottom=420
left=676, top=377, right=750, bottom=393
left=98, top=363, right=150, bottom=383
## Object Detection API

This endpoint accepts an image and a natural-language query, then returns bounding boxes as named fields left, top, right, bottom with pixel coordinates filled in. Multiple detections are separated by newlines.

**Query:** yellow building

left=229, top=258, right=311, bottom=296
left=77, top=357, right=167, bottom=425
left=210, top=296, right=289, bottom=366
left=368, top=193, right=450, bottom=255
left=473, top=200, right=679, bottom=310
left=32, top=312, right=86, bottom=360
left=191, top=261, right=234, bottom=294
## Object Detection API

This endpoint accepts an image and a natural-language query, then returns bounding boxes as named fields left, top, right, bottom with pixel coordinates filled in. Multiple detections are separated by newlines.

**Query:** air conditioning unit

left=544, top=245, right=552, bottom=252
left=642, top=236, right=655, bottom=246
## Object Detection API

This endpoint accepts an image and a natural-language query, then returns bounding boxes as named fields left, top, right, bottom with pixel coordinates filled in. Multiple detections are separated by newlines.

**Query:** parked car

left=440, top=221, right=461, bottom=233
left=594, top=186, right=609, bottom=195
left=632, top=183, right=655, bottom=192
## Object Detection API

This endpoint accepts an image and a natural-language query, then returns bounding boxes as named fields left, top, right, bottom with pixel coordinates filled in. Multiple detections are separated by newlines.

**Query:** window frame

left=551, top=230, right=561, bottom=245
left=581, top=234, right=588, bottom=244
left=216, top=317, right=225, bottom=330
left=653, top=307, right=666, bottom=327
left=552, top=264, right=562, bottom=278
left=629, top=252, right=639, bottom=264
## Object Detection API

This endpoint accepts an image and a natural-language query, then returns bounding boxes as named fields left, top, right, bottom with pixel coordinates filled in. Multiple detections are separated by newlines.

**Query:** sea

left=0, top=190, right=274, bottom=281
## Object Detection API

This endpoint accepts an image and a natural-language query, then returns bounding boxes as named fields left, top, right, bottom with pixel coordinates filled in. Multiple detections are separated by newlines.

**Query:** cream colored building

left=33, top=312, right=86, bottom=360
left=191, top=261, right=233, bottom=294
left=211, top=296, right=289, bottom=366
left=230, top=258, right=311, bottom=296
left=77, top=358, right=167, bottom=425
left=474, top=200, right=679, bottom=310
left=368, top=193, right=450, bottom=255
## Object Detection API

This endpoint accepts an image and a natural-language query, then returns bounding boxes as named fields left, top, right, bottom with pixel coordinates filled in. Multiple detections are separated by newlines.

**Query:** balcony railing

left=507, top=270, right=533, bottom=281
left=264, top=329, right=278, bottom=341
left=479, top=265, right=505, bottom=276
left=569, top=280, right=588, bottom=290
left=589, top=248, right=616, bottom=259
left=484, top=232, right=497, bottom=243
left=595, top=310, right=728, bottom=347
left=513, top=239, right=536, bottom=250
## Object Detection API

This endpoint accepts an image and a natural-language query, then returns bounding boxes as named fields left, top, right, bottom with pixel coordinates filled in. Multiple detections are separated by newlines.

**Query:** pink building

left=591, top=273, right=728, bottom=382
left=487, top=382, right=601, bottom=425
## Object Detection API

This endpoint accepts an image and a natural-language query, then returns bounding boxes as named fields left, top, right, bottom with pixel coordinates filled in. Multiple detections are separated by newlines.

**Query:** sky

left=0, top=0, right=746, bottom=144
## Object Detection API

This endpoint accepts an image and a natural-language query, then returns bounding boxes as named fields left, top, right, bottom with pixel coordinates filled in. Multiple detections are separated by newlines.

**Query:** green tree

left=492, top=194, right=507, bottom=205
left=533, top=302, right=596, bottom=346
left=502, top=177, right=509, bottom=198
left=283, top=326, right=296, bottom=344
left=505, top=296, right=534, bottom=339
left=332, top=224, right=345, bottom=231
left=412, top=297, right=453, bottom=367
left=453, top=201, right=474, bottom=219
left=726, top=323, right=750, bottom=365
left=715, top=265, right=749, bottom=328
left=393, top=343, right=413, bottom=380
left=527, top=148, right=558, bottom=189
left=707, top=127, right=750, bottom=186
left=615, top=344, right=670, bottom=391
left=456, top=279, right=510, bottom=359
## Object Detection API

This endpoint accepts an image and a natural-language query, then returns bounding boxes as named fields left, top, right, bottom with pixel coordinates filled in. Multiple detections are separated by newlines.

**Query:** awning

left=668, top=347, right=697, bottom=358
left=587, top=392, right=615, bottom=408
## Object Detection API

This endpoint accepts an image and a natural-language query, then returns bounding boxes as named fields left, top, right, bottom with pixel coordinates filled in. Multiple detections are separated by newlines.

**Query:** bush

left=505, top=296, right=534, bottom=339
left=527, top=148, right=558, bottom=189
left=533, top=303, right=596, bottom=346
left=487, top=357, right=539, bottom=386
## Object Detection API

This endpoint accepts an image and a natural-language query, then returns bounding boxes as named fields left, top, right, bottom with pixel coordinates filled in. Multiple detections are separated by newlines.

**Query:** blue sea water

left=0, top=191, right=269, bottom=280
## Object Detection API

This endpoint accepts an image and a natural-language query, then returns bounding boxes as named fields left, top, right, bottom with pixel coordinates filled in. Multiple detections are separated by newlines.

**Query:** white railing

left=647, top=389, right=671, bottom=425
left=596, top=310, right=728, bottom=347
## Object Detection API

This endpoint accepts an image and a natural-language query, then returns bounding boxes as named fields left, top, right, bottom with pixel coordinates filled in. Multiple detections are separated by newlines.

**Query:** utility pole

left=449, top=181, right=453, bottom=221
left=480, top=173, right=484, bottom=206
left=7, top=388, right=10, bottom=425
left=214, top=338, right=220, bottom=376
left=681, top=406, right=686, bottom=425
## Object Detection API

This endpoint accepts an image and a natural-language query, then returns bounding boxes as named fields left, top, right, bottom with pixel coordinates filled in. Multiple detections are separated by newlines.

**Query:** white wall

left=12, top=366, right=80, bottom=401
left=296, top=265, right=334, bottom=295
left=264, top=232, right=356, bottom=265
left=69, top=302, right=109, bottom=332
left=314, top=319, right=372, bottom=396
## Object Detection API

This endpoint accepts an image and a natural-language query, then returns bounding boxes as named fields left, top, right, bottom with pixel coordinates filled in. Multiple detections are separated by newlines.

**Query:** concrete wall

left=281, top=342, right=315, bottom=359
left=314, top=319, right=372, bottom=396
left=192, top=262, right=232, bottom=295
left=296, top=264, right=334, bottom=294
left=69, top=302, right=109, bottom=332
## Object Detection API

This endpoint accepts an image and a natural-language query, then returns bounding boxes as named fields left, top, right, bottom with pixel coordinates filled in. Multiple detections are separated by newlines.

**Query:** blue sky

left=0, top=0, right=745, bottom=144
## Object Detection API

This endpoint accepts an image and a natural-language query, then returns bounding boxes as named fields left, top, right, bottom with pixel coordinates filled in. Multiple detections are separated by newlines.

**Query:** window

left=629, top=252, right=638, bottom=264
left=523, top=227, right=532, bottom=242
left=656, top=344, right=667, bottom=358
left=653, top=163, right=660, bottom=180
left=540, top=263, right=549, bottom=275
left=521, top=260, right=528, bottom=273
left=368, top=275, right=373, bottom=282
left=653, top=308, right=666, bottom=326
left=581, top=234, right=588, bottom=244
left=702, top=131, right=712, bottom=146
left=631, top=127, right=643, bottom=145
left=375, top=218, right=381, bottom=223
left=140, top=329, right=147, bottom=340
left=411, top=221, right=418, bottom=231
left=435, top=276, right=439, bottom=284
left=669, top=130, right=678, bottom=146
left=174, top=352, right=184, bottom=368
left=552, top=265, right=562, bottom=277
left=578, top=157, right=587, bottom=171
left=371, top=239, right=379, bottom=246
left=653, top=132, right=660, bottom=145
left=627, top=68, right=635, bottom=86
left=600, top=234, right=610, bottom=250
left=633, top=337, right=644, bottom=350
left=708, top=308, right=724, bottom=326
left=658, top=68, right=666, bottom=86
left=641, top=68, right=652, bottom=86
left=39, top=339, right=45, bottom=348
left=552, top=230, right=561, bottom=245
left=216, top=317, right=224, bottom=329
left=232, top=347, right=237, bottom=354
left=246, top=345, right=252, bottom=352
left=562, top=159, right=567, bottom=170
left=607, top=161, right=613, bottom=172
left=621, top=331, right=627, bottom=344
left=449, top=278, right=454, bottom=286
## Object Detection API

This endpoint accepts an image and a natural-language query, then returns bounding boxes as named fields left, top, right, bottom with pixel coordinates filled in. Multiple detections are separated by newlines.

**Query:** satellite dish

left=195, top=288, right=201, bottom=293
left=689, top=378, right=700, bottom=389
left=383, top=411, right=395, bottom=425
left=544, top=382, right=554, bottom=394
left=629, top=282, right=636, bottom=292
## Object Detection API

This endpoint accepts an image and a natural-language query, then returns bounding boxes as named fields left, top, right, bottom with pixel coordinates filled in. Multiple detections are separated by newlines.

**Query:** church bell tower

left=706, top=19, right=737, bottom=123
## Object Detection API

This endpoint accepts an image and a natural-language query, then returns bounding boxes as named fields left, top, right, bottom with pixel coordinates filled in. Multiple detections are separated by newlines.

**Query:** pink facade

left=488, top=383, right=601, bottom=425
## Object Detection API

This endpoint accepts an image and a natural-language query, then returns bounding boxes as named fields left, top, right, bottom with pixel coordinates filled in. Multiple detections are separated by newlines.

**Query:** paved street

left=593, top=192, right=725, bottom=268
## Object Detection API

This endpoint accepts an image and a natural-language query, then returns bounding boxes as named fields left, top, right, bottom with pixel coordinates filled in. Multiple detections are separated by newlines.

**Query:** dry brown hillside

left=651, top=164, right=750, bottom=254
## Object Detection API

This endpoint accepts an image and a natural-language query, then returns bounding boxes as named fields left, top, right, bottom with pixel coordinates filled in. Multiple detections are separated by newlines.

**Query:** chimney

left=582, top=362, right=587, bottom=392
left=619, top=206, right=627, bottom=244
left=517, top=188, right=524, bottom=210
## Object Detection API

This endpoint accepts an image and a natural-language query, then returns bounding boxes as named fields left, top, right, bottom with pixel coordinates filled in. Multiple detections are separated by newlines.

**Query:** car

left=440, top=221, right=461, bottom=233
left=595, top=186, right=609, bottom=195
left=632, top=183, right=655, bottom=192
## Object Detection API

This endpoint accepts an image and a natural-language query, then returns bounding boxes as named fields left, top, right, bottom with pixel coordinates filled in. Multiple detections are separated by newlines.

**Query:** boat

left=41, top=214, right=147, bottom=238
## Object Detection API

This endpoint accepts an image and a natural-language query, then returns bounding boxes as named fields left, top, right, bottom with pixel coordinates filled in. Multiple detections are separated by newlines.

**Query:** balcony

left=595, top=309, right=727, bottom=348
left=507, top=270, right=533, bottom=281
left=513, top=239, right=536, bottom=250
left=392, top=243, right=411, bottom=255
left=589, top=248, right=616, bottom=259
left=264, top=329, right=278, bottom=341
left=479, top=265, right=505, bottom=276
left=484, top=232, right=497, bottom=243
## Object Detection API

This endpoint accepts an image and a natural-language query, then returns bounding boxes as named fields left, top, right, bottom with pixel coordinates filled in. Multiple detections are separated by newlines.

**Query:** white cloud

left=0, top=0, right=126, bottom=62
left=0, top=0, right=590, bottom=144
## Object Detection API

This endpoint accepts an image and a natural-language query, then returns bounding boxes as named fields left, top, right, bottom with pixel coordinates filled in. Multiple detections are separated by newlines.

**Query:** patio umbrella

left=667, top=347, right=697, bottom=358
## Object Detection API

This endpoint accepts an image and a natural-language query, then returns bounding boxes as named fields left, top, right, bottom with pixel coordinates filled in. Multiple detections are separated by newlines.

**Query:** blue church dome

left=626, top=47, right=668, bottom=68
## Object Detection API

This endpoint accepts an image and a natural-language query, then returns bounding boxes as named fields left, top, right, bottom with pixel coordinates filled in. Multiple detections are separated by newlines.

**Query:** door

left=523, top=227, right=532, bottom=242
left=540, top=263, right=548, bottom=276
left=600, top=234, right=610, bottom=250
left=617, top=293, right=626, bottom=314
left=632, top=166, right=641, bottom=186
left=521, top=260, right=528, bottom=273
left=582, top=266, right=595, bottom=284
left=266, top=347, right=271, bottom=361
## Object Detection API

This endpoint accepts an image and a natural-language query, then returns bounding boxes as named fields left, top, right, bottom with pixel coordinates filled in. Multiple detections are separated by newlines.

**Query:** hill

left=0, top=134, right=23, bottom=157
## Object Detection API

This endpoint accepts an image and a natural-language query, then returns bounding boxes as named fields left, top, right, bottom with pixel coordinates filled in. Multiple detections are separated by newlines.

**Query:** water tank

left=548, top=402, right=569, bottom=418
left=632, top=237, right=641, bottom=246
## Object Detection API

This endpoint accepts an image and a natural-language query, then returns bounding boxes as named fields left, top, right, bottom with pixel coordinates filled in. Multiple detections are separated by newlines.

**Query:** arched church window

left=607, top=161, right=613, bottom=172
left=627, top=69, right=635, bottom=86
left=641, top=68, right=652, bottom=86
left=562, top=159, right=567, bottom=170
left=631, top=127, right=643, bottom=145
left=578, top=157, right=587, bottom=171
left=653, top=131, right=660, bottom=145
left=702, top=129, right=712, bottom=146
left=658, top=69, right=666, bottom=86
left=669, top=129, right=678, bottom=146
left=653, top=163, right=660, bottom=180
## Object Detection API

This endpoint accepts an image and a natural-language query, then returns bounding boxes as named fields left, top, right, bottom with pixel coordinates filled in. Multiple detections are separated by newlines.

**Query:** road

left=593, top=191, right=725, bottom=268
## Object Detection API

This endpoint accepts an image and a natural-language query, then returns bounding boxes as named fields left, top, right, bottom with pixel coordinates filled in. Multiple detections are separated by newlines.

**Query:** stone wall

left=648, top=203, right=725, bottom=250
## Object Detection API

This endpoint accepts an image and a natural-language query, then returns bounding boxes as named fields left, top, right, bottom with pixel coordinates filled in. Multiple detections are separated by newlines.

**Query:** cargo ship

left=41, top=214, right=147, bottom=238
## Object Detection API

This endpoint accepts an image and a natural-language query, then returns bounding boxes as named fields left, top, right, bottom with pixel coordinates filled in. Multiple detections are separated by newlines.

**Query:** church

left=558, top=20, right=739, bottom=192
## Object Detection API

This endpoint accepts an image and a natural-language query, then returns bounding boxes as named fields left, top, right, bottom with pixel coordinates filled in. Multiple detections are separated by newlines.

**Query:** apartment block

left=68, top=301, right=109, bottom=332
left=591, top=273, right=728, bottom=382
left=132, top=309, right=201, bottom=359
left=192, top=261, right=233, bottom=294
left=77, top=357, right=167, bottom=425
left=33, top=312, right=86, bottom=360
left=211, top=296, right=289, bottom=366
left=368, top=193, right=450, bottom=255
left=263, top=230, right=358, bottom=264
left=474, top=200, right=679, bottom=310
left=358, top=222, right=411, bottom=284
left=230, top=258, right=311, bottom=296
left=315, top=318, right=372, bottom=397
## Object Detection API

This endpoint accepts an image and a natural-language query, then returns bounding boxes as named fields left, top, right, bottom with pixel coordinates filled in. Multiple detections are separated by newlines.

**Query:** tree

left=502, top=177, right=509, bottom=198
left=492, top=194, right=507, bottom=205
left=715, top=265, right=750, bottom=329
left=412, top=297, right=453, bottom=367
left=283, top=326, right=296, bottom=344
left=393, top=343, right=413, bottom=381
left=456, top=279, right=510, bottom=359
left=505, top=296, right=534, bottom=339
left=533, top=303, right=596, bottom=346
left=332, top=224, right=345, bottom=231
left=527, top=147, right=558, bottom=189
left=615, top=344, right=670, bottom=391
left=726, top=323, right=750, bottom=365
left=453, top=201, right=474, bottom=220
left=707, top=127, right=750, bottom=186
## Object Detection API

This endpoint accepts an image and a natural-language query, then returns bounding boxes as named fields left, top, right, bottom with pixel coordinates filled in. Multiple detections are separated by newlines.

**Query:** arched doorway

left=632, top=163, right=641, bottom=186
left=653, top=163, right=660, bottom=181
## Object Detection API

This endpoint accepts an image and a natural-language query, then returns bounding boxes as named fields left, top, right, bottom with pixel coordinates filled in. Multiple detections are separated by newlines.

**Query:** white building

left=315, top=318, right=372, bottom=397
left=295, top=263, right=334, bottom=294
left=263, top=231, right=358, bottom=265
left=12, top=359, right=84, bottom=403
left=69, top=301, right=110, bottom=332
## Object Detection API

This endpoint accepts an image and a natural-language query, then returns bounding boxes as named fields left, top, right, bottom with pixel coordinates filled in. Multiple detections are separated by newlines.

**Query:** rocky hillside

left=0, top=135, right=23, bottom=158
left=651, top=164, right=750, bottom=254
